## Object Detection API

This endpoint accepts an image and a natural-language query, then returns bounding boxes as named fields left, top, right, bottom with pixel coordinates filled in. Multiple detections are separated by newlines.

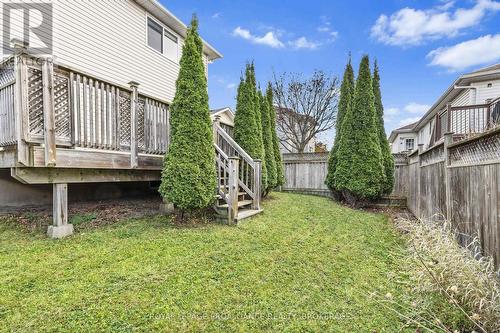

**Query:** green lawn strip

left=0, top=193, right=463, bottom=332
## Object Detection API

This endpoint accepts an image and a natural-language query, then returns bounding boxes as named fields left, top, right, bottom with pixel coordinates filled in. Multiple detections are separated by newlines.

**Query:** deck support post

left=228, top=156, right=240, bottom=224
left=12, top=39, right=29, bottom=166
left=42, top=58, right=57, bottom=166
left=47, top=183, right=73, bottom=238
left=129, top=81, right=140, bottom=169
left=443, top=132, right=453, bottom=222
left=252, top=159, right=262, bottom=210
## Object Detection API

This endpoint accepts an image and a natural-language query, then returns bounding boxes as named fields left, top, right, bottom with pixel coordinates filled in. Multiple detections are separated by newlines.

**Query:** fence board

left=394, top=128, right=500, bottom=267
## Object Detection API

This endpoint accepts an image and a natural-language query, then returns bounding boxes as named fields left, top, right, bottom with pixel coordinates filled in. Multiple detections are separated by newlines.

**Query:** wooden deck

left=0, top=46, right=262, bottom=235
left=0, top=51, right=168, bottom=181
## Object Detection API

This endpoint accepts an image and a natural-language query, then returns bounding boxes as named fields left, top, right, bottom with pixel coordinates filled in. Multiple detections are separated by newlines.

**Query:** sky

left=161, top=0, right=500, bottom=145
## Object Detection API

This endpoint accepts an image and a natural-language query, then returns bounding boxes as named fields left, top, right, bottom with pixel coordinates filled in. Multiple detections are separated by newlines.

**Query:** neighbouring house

left=0, top=1, right=262, bottom=236
left=210, top=107, right=234, bottom=137
left=388, top=122, right=418, bottom=153
left=275, top=107, right=316, bottom=153
left=388, top=64, right=500, bottom=151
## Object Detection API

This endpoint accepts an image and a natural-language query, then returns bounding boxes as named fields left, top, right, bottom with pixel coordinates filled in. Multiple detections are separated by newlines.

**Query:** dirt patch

left=2, top=196, right=163, bottom=233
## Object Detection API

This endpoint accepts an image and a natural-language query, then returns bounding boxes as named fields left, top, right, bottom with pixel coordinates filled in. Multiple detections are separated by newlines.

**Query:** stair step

left=236, top=208, right=263, bottom=222
left=217, top=200, right=253, bottom=209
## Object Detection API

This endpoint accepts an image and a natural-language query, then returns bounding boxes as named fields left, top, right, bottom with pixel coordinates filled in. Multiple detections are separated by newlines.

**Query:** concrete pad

left=47, top=224, right=74, bottom=239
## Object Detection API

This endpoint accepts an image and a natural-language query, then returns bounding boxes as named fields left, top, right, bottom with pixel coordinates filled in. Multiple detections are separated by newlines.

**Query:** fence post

left=228, top=156, right=240, bottom=224
left=128, top=81, right=139, bottom=168
left=443, top=132, right=453, bottom=221
left=12, top=39, right=29, bottom=166
left=42, top=58, right=57, bottom=166
left=253, top=159, right=262, bottom=210
left=417, top=144, right=424, bottom=216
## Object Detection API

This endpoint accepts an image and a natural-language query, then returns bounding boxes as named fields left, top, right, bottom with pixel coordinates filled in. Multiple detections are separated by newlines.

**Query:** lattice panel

left=54, top=73, right=71, bottom=140
left=420, top=144, right=445, bottom=167
left=27, top=67, right=44, bottom=136
left=392, top=152, right=408, bottom=165
left=137, top=97, right=145, bottom=151
left=119, top=90, right=131, bottom=147
left=0, top=66, right=15, bottom=86
left=449, top=131, right=500, bottom=166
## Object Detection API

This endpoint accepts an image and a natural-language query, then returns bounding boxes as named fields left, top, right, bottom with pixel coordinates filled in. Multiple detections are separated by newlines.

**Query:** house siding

left=471, top=79, right=500, bottom=103
left=0, top=0, right=209, bottom=103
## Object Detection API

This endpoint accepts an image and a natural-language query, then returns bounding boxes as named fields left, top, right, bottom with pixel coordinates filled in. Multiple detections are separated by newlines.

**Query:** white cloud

left=371, top=0, right=500, bottom=46
left=385, top=107, right=400, bottom=116
left=232, top=26, right=284, bottom=48
left=428, top=34, right=500, bottom=70
left=404, top=102, right=430, bottom=114
left=384, top=103, right=429, bottom=126
left=212, top=12, right=221, bottom=19
left=317, top=26, right=330, bottom=33
left=398, top=117, right=422, bottom=127
left=288, top=37, right=321, bottom=50
left=226, top=83, right=236, bottom=89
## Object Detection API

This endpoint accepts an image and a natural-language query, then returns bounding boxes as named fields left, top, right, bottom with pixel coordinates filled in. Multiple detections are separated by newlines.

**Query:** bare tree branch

left=272, top=70, right=339, bottom=153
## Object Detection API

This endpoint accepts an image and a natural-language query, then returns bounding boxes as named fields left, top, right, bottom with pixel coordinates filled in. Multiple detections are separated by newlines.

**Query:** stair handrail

left=213, top=121, right=261, bottom=211
left=214, top=123, right=255, bottom=168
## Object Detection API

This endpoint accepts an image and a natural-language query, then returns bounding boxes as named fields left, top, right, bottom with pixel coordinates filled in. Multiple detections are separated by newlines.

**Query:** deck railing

left=0, top=53, right=170, bottom=167
left=433, top=98, right=500, bottom=143
left=0, top=61, right=16, bottom=146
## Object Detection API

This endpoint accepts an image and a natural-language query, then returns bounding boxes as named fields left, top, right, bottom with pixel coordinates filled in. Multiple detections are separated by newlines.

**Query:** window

left=147, top=17, right=179, bottom=62
left=163, top=29, right=178, bottom=62
left=405, top=138, right=415, bottom=151
left=147, top=18, right=163, bottom=53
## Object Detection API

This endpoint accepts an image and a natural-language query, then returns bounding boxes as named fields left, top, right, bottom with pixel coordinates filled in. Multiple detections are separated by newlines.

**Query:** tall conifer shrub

left=160, top=16, right=216, bottom=211
left=373, top=61, right=394, bottom=194
left=334, top=55, right=384, bottom=204
left=326, top=58, right=355, bottom=192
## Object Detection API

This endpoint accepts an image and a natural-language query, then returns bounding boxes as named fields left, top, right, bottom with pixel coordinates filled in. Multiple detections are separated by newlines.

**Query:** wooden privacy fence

left=393, top=128, right=500, bottom=267
left=281, top=152, right=333, bottom=198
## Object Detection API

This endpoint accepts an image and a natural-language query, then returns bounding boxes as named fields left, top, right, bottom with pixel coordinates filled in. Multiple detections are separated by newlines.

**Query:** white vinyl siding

left=0, top=0, right=209, bottom=103
left=471, top=79, right=500, bottom=103
left=451, top=89, right=470, bottom=107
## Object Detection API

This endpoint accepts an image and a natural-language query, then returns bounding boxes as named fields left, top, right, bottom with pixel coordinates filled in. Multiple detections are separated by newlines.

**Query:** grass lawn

left=0, top=192, right=461, bottom=332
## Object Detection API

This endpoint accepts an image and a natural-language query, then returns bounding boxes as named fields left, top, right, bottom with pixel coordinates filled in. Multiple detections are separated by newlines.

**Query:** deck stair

left=212, top=118, right=263, bottom=224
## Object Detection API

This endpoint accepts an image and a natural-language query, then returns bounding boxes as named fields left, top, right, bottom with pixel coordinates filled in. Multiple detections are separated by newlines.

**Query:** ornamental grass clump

left=394, top=216, right=500, bottom=332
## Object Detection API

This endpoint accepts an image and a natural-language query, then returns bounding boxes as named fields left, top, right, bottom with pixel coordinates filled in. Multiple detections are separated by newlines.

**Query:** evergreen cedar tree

left=260, top=88, right=277, bottom=191
left=333, top=55, right=385, bottom=201
left=373, top=61, right=395, bottom=194
left=326, top=59, right=354, bottom=191
left=234, top=63, right=267, bottom=191
left=267, top=83, right=285, bottom=186
left=159, top=16, right=216, bottom=210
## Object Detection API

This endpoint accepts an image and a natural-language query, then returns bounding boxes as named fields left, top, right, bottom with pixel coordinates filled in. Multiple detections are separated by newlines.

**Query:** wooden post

left=47, top=183, right=74, bottom=238
left=12, top=39, right=29, bottom=166
left=443, top=132, right=453, bottom=222
left=42, top=58, right=57, bottom=166
left=253, top=159, right=262, bottom=210
left=129, top=81, right=139, bottom=168
left=212, top=115, right=221, bottom=145
left=417, top=144, right=424, bottom=216
left=228, top=156, right=240, bottom=224
left=446, top=103, right=452, bottom=133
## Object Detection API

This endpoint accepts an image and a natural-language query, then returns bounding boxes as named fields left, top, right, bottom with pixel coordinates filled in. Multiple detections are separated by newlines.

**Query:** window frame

left=146, top=15, right=180, bottom=63
left=147, top=17, right=163, bottom=54
left=405, top=138, right=415, bottom=151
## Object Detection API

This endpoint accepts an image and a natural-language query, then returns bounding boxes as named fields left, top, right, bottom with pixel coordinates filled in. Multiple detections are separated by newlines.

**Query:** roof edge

left=135, top=0, right=223, bottom=61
